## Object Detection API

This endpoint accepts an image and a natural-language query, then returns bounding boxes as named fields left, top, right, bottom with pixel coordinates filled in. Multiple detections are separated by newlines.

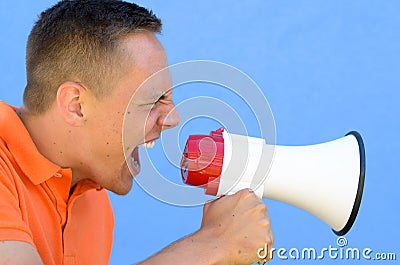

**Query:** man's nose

left=157, top=104, right=180, bottom=130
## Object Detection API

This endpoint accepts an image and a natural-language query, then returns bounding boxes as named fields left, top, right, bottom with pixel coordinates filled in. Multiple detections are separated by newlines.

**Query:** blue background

left=1, top=0, right=399, bottom=264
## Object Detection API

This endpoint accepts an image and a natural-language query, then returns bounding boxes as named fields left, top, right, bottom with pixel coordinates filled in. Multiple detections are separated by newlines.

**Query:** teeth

left=130, top=156, right=140, bottom=171
left=139, top=140, right=155, bottom=148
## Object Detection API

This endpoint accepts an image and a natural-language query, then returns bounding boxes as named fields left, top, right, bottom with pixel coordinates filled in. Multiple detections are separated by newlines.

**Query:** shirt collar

left=0, top=101, right=62, bottom=185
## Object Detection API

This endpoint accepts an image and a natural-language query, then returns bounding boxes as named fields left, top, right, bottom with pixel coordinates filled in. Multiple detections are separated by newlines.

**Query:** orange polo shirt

left=0, top=101, right=114, bottom=265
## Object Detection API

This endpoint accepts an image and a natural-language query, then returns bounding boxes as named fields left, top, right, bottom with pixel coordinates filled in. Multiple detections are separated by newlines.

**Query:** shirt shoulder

left=0, top=139, right=34, bottom=245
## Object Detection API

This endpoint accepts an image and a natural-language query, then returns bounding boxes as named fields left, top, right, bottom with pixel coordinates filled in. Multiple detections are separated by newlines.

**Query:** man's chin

left=106, top=177, right=134, bottom=195
left=106, top=164, right=135, bottom=195
left=102, top=154, right=139, bottom=195
left=109, top=187, right=132, bottom=196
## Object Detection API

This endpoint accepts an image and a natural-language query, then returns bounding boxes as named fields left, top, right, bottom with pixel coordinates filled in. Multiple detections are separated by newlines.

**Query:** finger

left=234, top=188, right=254, bottom=198
left=265, top=227, right=274, bottom=261
left=269, top=227, right=274, bottom=244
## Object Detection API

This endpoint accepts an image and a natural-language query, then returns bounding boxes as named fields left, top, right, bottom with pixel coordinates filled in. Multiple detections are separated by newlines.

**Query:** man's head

left=21, top=0, right=180, bottom=195
left=24, top=0, right=162, bottom=114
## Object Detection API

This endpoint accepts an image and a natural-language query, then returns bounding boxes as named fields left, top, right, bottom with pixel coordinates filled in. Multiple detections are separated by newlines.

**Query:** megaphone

left=180, top=128, right=365, bottom=236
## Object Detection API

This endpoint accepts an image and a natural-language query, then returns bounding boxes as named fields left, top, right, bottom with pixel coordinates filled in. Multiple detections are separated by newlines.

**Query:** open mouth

left=128, top=139, right=158, bottom=176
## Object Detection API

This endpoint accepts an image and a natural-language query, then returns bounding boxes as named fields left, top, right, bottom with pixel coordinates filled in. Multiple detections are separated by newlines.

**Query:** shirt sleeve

left=0, top=160, right=34, bottom=245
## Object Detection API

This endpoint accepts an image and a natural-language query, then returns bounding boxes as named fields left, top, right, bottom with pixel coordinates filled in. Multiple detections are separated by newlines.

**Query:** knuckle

left=269, top=232, right=275, bottom=246
left=237, top=188, right=252, bottom=197
left=255, top=202, right=267, bottom=212
left=242, top=190, right=259, bottom=201
left=259, top=218, right=271, bottom=229
left=266, top=234, right=274, bottom=247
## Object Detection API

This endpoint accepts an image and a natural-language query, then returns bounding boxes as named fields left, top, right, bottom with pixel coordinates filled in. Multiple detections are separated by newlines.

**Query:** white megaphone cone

left=180, top=128, right=365, bottom=235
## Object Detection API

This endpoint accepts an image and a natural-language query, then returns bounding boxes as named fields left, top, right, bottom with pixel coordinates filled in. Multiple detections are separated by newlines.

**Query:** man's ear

left=56, top=81, right=88, bottom=126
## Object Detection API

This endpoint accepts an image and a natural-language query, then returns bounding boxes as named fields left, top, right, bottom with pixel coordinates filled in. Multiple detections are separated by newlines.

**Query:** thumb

left=202, top=199, right=214, bottom=213
left=203, top=195, right=225, bottom=213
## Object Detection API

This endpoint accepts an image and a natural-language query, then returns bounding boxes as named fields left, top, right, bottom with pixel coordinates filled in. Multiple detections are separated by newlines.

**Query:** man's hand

left=138, top=188, right=273, bottom=265
left=200, top=189, right=273, bottom=264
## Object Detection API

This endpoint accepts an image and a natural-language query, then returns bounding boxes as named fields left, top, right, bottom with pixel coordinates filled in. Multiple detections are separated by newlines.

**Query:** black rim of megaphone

left=333, top=131, right=366, bottom=236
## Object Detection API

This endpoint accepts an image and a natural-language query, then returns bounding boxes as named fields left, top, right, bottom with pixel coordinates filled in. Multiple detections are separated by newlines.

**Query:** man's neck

left=17, top=106, right=83, bottom=188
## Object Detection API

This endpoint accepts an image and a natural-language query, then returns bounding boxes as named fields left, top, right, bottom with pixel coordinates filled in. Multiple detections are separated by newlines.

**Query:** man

left=0, top=0, right=273, bottom=264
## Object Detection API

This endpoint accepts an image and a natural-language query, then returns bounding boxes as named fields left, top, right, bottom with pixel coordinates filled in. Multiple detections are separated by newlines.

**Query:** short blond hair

left=23, top=0, right=162, bottom=114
